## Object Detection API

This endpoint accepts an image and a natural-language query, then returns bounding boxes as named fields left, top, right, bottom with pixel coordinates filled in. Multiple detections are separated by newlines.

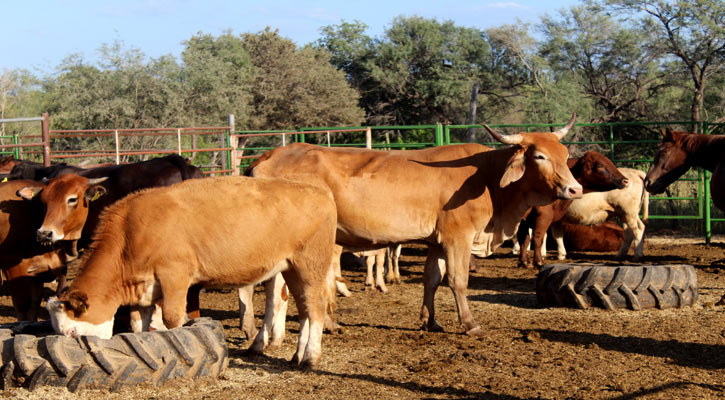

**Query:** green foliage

left=242, top=28, right=364, bottom=131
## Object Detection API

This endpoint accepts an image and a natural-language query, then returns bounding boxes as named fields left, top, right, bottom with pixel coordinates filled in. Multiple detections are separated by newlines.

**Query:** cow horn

left=553, top=113, right=577, bottom=139
left=482, top=125, right=523, bottom=145
left=88, top=177, right=108, bottom=185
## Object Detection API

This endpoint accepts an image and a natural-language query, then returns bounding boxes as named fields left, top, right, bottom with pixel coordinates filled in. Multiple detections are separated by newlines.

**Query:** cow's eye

left=534, top=153, right=547, bottom=161
left=67, top=197, right=78, bottom=206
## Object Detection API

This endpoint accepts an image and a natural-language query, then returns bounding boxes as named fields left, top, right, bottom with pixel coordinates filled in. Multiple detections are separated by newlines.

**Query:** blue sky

left=1, top=0, right=581, bottom=74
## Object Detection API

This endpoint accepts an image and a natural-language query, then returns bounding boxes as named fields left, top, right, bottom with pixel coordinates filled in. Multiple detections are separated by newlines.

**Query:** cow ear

left=84, top=185, right=107, bottom=202
left=662, top=129, right=674, bottom=141
left=65, top=291, right=89, bottom=315
left=500, top=148, right=526, bottom=188
left=17, top=186, right=43, bottom=201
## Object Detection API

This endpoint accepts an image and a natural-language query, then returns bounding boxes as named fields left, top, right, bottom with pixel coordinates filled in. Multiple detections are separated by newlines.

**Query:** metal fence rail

left=2, top=114, right=724, bottom=242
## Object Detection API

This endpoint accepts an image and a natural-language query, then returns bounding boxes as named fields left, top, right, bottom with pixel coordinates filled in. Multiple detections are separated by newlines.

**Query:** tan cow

left=247, top=114, right=583, bottom=335
left=45, top=176, right=338, bottom=367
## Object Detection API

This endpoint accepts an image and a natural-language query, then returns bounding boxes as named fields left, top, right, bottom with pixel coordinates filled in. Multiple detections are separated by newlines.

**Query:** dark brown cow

left=562, top=221, right=623, bottom=252
left=517, top=151, right=627, bottom=268
left=247, top=114, right=583, bottom=335
left=0, top=180, right=76, bottom=321
left=46, top=176, right=337, bottom=367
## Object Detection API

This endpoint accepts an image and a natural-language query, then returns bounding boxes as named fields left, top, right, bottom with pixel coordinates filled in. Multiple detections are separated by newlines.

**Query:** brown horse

left=645, top=128, right=725, bottom=305
left=645, top=129, right=725, bottom=212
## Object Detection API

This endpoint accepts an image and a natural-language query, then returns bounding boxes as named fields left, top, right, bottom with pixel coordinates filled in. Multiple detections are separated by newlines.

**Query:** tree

left=241, top=28, right=364, bottom=130
left=603, top=0, right=725, bottom=123
left=180, top=31, right=253, bottom=127
left=539, top=4, right=672, bottom=123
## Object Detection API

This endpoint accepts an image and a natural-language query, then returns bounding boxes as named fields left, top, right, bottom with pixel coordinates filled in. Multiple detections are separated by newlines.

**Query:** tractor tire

left=536, top=263, right=698, bottom=310
left=0, top=317, right=228, bottom=392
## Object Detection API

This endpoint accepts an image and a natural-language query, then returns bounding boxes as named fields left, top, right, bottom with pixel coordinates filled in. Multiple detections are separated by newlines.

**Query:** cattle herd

left=0, top=115, right=719, bottom=371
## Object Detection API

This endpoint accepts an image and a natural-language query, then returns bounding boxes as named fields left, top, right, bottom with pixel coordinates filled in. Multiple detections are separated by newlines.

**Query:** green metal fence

left=235, top=119, right=722, bottom=242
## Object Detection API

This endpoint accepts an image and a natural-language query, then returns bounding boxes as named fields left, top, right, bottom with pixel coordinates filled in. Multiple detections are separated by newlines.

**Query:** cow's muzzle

left=559, top=184, right=583, bottom=200
left=36, top=229, right=55, bottom=246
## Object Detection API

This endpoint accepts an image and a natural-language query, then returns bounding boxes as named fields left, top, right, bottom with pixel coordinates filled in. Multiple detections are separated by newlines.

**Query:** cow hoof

left=465, top=326, right=484, bottom=336
left=324, top=320, right=343, bottom=334
left=377, top=286, right=388, bottom=293
left=517, top=261, right=535, bottom=269
left=421, top=322, right=444, bottom=333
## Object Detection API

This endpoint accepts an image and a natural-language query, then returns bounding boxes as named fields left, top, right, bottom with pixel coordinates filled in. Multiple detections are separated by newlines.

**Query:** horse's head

left=644, top=129, right=693, bottom=194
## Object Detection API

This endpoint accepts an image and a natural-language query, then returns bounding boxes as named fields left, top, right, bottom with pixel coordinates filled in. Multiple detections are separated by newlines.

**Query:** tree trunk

left=466, top=83, right=479, bottom=143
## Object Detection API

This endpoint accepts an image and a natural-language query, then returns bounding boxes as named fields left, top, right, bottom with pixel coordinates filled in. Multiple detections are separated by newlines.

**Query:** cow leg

left=9, top=278, right=42, bottom=322
left=186, top=285, right=202, bottom=319
left=629, top=217, right=646, bottom=261
left=237, top=285, right=258, bottom=340
left=550, top=222, right=567, bottom=260
left=281, top=266, right=326, bottom=368
left=158, top=278, right=190, bottom=329
left=332, top=245, right=351, bottom=297
left=364, top=254, right=375, bottom=289
left=616, top=222, right=635, bottom=260
left=618, top=215, right=645, bottom=261
left=385, top=245, right=402, bottom=284
left=251, top=274, right=289, bottom=353
left=374, top=250, right=388, bottom=293
left=532, top=214, right=555, bottom=269
left=443, top=242, right=482, bottom=336
left=129, top=305, right=165, bottom=332
left=420, top=246, right=446, bottom=332
left=517, top=224, right=533, bottom=269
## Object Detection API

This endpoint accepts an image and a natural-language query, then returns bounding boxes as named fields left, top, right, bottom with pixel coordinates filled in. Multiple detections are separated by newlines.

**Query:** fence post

left=435, top=123, right=444, bottom=146
left=177, top=128, right=182, bottom=155
left=41, top=113, right=51, bottom=166
left=366, top=126, right=372, bottom=149
left=228, top=114, right=238, bottom=175
left=114, top=130, right=120, bottom=165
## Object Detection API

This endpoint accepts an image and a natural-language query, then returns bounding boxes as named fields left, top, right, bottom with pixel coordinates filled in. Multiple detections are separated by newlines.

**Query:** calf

left=554, top=168, right=649, bottom=261
left=46, top=176, right=337, bottom=367
left=517, top=151, right=628, bottom=268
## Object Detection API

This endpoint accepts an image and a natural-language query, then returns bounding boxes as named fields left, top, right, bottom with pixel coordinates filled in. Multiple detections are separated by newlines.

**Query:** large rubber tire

left=536, top=263, right=698, bottom=310
left=0, top=317, right=227, bottom=392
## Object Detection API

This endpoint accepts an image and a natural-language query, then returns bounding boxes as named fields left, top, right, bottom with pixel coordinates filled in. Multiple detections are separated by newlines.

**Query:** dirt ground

left=1, top=234, right=724, bottom=400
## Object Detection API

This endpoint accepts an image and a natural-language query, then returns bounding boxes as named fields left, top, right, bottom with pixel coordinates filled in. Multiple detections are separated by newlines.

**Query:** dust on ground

left=1, top=236, right=724, bottom=400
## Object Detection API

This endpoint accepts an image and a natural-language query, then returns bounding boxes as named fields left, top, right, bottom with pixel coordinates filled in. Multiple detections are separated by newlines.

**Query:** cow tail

left=244, top=149, right=274, bottom=177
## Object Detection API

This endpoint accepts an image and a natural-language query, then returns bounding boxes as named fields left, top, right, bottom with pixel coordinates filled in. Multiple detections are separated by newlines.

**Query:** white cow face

left=46, top=297, right=114, bottom=339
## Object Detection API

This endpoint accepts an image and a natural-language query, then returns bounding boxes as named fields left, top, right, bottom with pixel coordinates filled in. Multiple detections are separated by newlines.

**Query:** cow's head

left=644, top=129, right=692, bottom=194
left=483, top=113, right=583, bottom=204
left=46, top=290, right=114, bottom=339
left=17, top=174, right=108, bottom=245
left=570, top=151, right=628, bottom=192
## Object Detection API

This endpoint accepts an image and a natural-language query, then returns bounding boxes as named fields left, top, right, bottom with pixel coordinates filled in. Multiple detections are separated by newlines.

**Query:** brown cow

left=247, top=114, right=583, bottom=335
left=46, top=176, right=337, bottom=367
left=516, top=151, right=628, bottom=268
left=562, top=221, right=623, bottom=252
left=0, top=180, right=76, bottom=321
